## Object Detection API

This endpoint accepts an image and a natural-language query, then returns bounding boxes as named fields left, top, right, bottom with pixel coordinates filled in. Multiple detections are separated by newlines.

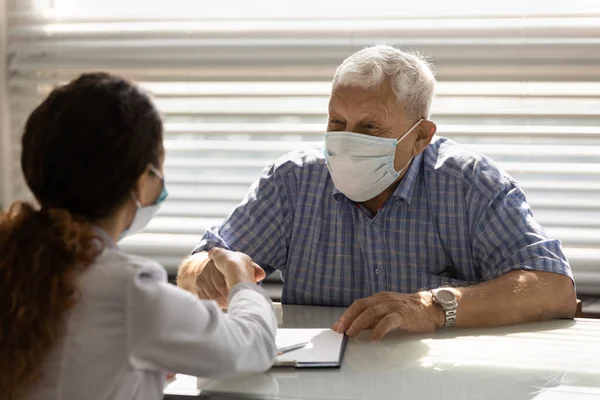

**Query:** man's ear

left=413, top=120, right=437, bottom=155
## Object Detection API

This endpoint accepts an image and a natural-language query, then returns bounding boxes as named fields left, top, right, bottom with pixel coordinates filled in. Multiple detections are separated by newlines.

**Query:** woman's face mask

left=119, top=166, right=168, bottom=240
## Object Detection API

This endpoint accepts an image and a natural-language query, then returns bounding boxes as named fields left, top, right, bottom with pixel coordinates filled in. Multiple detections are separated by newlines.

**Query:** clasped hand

left=182, top=248, right=265, bottom=308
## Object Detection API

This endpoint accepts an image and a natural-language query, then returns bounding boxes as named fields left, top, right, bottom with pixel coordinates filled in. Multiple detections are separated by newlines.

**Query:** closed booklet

left=273, top=328, right=348, bottom=368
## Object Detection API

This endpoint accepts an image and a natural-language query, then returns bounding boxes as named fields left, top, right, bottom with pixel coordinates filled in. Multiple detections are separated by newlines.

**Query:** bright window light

left=41, top=0, right=600, bottom=19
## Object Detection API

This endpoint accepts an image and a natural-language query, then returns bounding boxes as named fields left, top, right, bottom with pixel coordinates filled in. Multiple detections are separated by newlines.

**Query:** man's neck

left=362, top=180, right=401, bottom=216
left=361, top=161, right=416, bottom=216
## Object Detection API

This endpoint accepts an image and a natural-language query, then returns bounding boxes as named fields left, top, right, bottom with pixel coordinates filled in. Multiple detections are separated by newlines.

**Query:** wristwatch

left=431, top=288, right=458, bottom=328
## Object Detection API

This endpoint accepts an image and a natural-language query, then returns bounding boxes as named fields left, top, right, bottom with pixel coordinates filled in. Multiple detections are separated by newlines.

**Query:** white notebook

left=273, top=328, right=348, bottom=368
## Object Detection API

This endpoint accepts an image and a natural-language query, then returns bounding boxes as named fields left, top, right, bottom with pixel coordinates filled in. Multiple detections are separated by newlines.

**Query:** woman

left=0, top=73, right=277, bottom=400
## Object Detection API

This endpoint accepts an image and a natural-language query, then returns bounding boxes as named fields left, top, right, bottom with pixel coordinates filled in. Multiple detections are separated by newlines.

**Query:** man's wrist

left=420, top=291, right=446, bottom=330
left=429, top=287, right=462, bottom=329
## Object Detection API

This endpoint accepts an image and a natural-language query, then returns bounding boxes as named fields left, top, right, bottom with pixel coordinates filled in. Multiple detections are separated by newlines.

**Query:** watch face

left=436, top=289, right=455, bottom=303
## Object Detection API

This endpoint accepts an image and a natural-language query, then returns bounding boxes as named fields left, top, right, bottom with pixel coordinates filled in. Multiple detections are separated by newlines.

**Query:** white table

left=165, top=304, right=600, bottom=399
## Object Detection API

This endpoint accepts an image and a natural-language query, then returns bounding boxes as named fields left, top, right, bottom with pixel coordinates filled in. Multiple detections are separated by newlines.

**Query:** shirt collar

left=331, top=152, right=423, bottom=207
left=93, top=225, right=117, bottom=249
left=391, top=152, right=423, bottom=205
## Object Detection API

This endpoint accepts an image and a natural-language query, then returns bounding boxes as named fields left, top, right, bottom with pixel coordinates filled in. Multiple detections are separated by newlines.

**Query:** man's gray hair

left=332, top=45, right=436, bottom=119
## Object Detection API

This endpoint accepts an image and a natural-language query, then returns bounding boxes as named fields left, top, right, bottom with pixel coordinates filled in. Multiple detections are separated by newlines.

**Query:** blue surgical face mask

left=325, top=119, right=424, bottom=202
left=119, top=166, right=168, bottom=241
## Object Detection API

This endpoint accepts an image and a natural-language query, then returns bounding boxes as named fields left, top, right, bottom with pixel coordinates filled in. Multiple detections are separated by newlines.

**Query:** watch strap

left=443, top=307, right=457, bottom=328
left=431, top=289, right=458, bottom=328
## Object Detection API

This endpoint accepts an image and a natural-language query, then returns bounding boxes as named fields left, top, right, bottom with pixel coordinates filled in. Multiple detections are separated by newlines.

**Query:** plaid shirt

left=194, top=137, right=572, bottom=307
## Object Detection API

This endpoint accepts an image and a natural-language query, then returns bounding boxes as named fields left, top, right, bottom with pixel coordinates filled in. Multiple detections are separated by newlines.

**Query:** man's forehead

left=329, top=85, right=396, bottom=111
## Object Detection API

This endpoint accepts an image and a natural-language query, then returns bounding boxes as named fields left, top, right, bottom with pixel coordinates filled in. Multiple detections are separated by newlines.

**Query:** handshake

left=178, top=248, right=266, bottom=308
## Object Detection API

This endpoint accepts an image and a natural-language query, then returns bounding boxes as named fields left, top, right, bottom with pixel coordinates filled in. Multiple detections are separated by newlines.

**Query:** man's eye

left=366, top=124, right=377, bottom=130
left=330, top=119, right=343, bottom=125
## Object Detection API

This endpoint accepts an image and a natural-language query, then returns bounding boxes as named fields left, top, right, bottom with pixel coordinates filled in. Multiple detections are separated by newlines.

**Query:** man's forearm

left=430, top=270, right=577, bottom=329
left=176, top=251, right=210, bottom=294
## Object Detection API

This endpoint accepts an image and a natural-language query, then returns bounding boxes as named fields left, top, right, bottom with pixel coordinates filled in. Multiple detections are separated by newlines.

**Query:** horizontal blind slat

left=7, top=6, right=600, bottom=290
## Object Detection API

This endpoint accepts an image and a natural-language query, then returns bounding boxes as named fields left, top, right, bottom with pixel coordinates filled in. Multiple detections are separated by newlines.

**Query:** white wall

left=0, top=0, right=12, bottom=209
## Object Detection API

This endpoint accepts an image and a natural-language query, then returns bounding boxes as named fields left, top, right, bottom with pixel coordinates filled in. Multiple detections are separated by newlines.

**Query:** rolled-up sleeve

left=193, top=163, right=292, bottom=276
left=471, top=182, right=574, bottom=283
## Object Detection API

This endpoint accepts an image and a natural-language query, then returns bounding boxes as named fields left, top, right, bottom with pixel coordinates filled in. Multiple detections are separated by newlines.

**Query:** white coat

left=28, top=228, right=277, bottom=400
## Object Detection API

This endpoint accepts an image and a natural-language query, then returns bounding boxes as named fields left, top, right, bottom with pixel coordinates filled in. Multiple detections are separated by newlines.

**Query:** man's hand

left=195, top=248, right=266, bottom=308
left=332, top=291, right=445, bottom=340
left=177, top=252, right=211, bottom=294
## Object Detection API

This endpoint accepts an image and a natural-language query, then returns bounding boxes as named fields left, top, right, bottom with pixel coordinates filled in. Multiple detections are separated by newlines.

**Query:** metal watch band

left=431, top=289, right=458, bottom=329
left=444, top=308, right=457, bottom=328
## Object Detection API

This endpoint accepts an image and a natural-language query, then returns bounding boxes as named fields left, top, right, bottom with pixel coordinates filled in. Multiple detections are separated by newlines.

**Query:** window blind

left=4, top=0, right=600, bottom=293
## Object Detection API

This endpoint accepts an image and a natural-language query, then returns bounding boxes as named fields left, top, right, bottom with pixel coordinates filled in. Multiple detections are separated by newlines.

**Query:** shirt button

left=375, top=268, right=383, bottom=275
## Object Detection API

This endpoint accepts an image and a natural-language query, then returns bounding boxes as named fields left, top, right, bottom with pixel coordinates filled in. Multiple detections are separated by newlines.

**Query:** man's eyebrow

left=354, top=113, right=384, bottom=124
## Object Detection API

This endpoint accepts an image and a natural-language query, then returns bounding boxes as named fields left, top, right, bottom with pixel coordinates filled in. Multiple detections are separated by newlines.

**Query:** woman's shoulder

left=81, top=248, right=168, bottom=301
left=98, top=247, right=167, bottom=279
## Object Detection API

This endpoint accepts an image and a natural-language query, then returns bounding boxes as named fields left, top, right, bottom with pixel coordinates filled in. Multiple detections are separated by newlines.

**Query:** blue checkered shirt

left=194, top=137, right=572, bottom=307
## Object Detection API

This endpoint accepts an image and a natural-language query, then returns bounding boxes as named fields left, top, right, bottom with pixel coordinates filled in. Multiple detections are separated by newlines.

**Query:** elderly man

left=177, top=45, right=576, bottom=339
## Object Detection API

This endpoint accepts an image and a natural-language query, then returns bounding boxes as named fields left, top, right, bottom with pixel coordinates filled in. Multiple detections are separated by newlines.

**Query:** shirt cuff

left=192, top=236, right=229, bottom=255
left=228, top=282, right=273, bottom=305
